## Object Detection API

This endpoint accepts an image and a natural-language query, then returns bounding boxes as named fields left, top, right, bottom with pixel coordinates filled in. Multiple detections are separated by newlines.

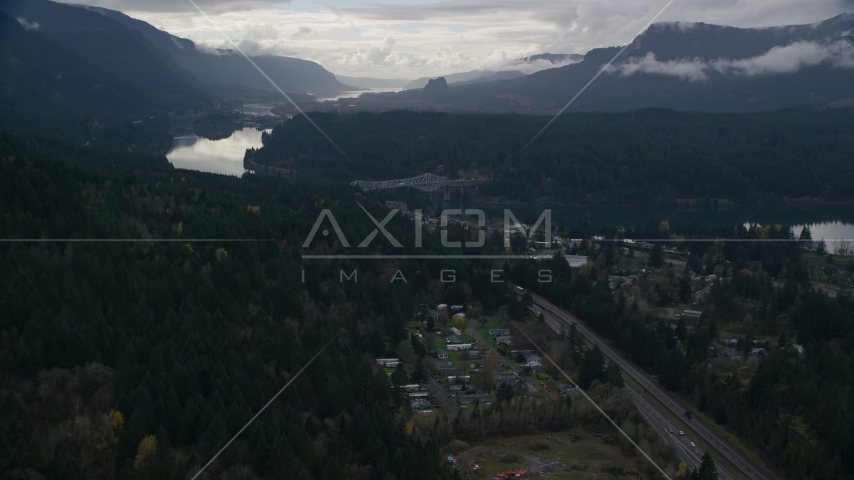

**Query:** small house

left=376, top=358, right=400, bottom=368
left=459, top=390, right=491, bottom=404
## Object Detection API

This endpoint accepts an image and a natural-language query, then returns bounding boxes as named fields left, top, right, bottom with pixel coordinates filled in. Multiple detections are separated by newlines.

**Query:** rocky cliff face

left=422, top=77, right=450, bottom=99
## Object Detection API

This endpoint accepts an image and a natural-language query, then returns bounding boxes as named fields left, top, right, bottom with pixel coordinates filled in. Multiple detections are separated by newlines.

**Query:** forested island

left=246, top=109, right=854, bottom=205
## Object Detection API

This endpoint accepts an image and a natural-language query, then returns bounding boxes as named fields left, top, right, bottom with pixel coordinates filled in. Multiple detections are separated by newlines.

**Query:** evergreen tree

left=579, top=345, right=606, bottom=389
left=497, top=382, right=515, bottom=402
left=410, top=358, right=427, bottom=383
left=676, top=318, right=688, bottom=341
left=650, top=243, right=665, bottom=268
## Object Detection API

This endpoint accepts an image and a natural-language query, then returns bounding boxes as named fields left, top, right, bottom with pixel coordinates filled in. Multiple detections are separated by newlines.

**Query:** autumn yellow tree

left=133, top=435, right=157, bottom=470
left=70, top=410, right=124, bottom=480
left=674, top=461, right=689, bottom=479
left=453, top=316, right=467, bottom=331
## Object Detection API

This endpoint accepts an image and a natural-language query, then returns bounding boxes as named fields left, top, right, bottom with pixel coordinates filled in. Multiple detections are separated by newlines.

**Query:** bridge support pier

left=444, top=185, right=451, bottom=201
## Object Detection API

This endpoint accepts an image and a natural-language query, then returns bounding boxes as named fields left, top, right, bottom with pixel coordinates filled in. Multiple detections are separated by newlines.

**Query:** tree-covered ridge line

left=247, top=108, right=854, bottom=205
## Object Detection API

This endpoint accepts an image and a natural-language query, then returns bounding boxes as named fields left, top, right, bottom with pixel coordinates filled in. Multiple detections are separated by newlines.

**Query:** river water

left=167, top=127, right=854, bottom=243
left=167, top=127, right=270, bottom=177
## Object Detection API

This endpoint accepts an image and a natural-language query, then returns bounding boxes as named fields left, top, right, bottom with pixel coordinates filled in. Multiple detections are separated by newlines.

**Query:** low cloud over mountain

left=609, top=40, right=854, bottom=81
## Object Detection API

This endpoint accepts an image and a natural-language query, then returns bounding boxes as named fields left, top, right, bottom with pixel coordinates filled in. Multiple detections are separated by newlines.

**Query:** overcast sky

left=58, top=0, right=854, bottom=79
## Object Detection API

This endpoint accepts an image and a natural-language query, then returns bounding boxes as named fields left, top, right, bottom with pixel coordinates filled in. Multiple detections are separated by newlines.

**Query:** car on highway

left=679, top=430, right=684, bottom=436
left=667, top=428, right=674, bottom=434
left=690, top=442, right=696, bottom=447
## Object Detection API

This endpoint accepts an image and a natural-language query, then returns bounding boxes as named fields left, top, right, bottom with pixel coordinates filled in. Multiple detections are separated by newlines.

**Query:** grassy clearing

left=467, top=449, right=530, bottom=475
left=474, top=318, right=504, bottom=340
left=460, top=430, right=648, bottom=479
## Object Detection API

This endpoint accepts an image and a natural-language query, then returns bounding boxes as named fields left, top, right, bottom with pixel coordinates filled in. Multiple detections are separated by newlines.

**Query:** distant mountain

left=335, top=75, right=411, bottom=90
left=514, top=53, right=584, bottom=64
left=1, top=1, right=210, bottom=112
left=421, top=77, right=450, bottom=99
left=402, top=55, right=581, bottom=90
left=0, top=11, right=172, bottom=149
left=405, top=70, right=528, bottom=89
left=83, top=4, right=354, bottom=97
left=2, top=0, right=354, bottom=99
left=450, top=71, right=526, bottom=86
left=405, top=70, right=492, bottom=89
left=390, top=15, right=854, bottom=113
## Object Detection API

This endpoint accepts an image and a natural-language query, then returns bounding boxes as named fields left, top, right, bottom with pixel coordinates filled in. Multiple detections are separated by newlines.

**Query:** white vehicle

left=679, top=430, right=685, bottom=436
left=690, top=442, right=696, bottom=447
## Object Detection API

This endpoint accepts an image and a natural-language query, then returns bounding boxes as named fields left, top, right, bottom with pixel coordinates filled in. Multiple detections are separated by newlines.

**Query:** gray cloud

left=16, top=17, right=40, bottom=31
left=55, top=0, right=290, bottom=14
left=609, top=40, right=854, bottom=81
left=291, top=26, right=314, bottom=40
left=609, top=52, right=709, bottom=81
left=53, top=0, right=854, bottom=78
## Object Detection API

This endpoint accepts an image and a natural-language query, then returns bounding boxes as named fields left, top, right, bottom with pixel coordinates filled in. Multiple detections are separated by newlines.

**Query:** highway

left=528, top=291, right=775, bottom=480
left=628, top=389, right=711, bottom=474
left=537, top=306, right=718, bottom=474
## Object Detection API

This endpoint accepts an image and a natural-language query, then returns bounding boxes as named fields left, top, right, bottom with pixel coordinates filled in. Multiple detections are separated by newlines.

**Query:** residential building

left=436, top=349, right=449, bottom=360
left=488, top=328, right=511, bottom=336
left=557, top=384, right=575, bottom=394
left=376, top=358, right=400, bottom=368
left=459, top=390, right=491, bottom=404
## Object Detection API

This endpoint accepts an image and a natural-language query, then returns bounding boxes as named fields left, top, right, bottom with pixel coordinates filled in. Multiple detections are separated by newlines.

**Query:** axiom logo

left=303, top=203, right=551, bottom=253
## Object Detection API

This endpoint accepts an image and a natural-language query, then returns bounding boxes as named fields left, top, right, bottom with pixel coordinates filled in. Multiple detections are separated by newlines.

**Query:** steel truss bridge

left=351, top=173, right=479, bottom=193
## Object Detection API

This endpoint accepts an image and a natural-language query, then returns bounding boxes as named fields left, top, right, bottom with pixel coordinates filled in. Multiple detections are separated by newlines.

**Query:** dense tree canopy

left=248, top=109, right=854, bottom=205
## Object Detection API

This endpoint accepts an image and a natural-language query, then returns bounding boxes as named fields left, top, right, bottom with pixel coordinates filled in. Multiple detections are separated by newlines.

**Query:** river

left=477, top=204, right=854, bottom=246
left=167, top=126, right=854, bottom=244
left=167, top=127, right=270, bottom=177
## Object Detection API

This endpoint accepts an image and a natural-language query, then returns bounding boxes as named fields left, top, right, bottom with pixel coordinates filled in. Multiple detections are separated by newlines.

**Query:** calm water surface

left=167, top=127, right=270, bottom=176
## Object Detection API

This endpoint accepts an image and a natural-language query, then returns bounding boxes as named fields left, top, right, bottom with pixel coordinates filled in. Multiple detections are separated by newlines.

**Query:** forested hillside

left=0, top=132, right=487, bottom=479
left=0, top=12, right=198, bottom=154
left=247, top=109, right=854, bottom=205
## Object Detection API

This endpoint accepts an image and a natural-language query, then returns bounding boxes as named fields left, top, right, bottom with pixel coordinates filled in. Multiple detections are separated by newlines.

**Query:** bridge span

left=351, top=173, right=479, bottom=200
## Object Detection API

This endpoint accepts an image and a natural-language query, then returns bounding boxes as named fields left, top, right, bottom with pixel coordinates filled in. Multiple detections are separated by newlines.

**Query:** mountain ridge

left=2, top=0, right=354, bottom=99
left=406, top=14, right=854, bottom=113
